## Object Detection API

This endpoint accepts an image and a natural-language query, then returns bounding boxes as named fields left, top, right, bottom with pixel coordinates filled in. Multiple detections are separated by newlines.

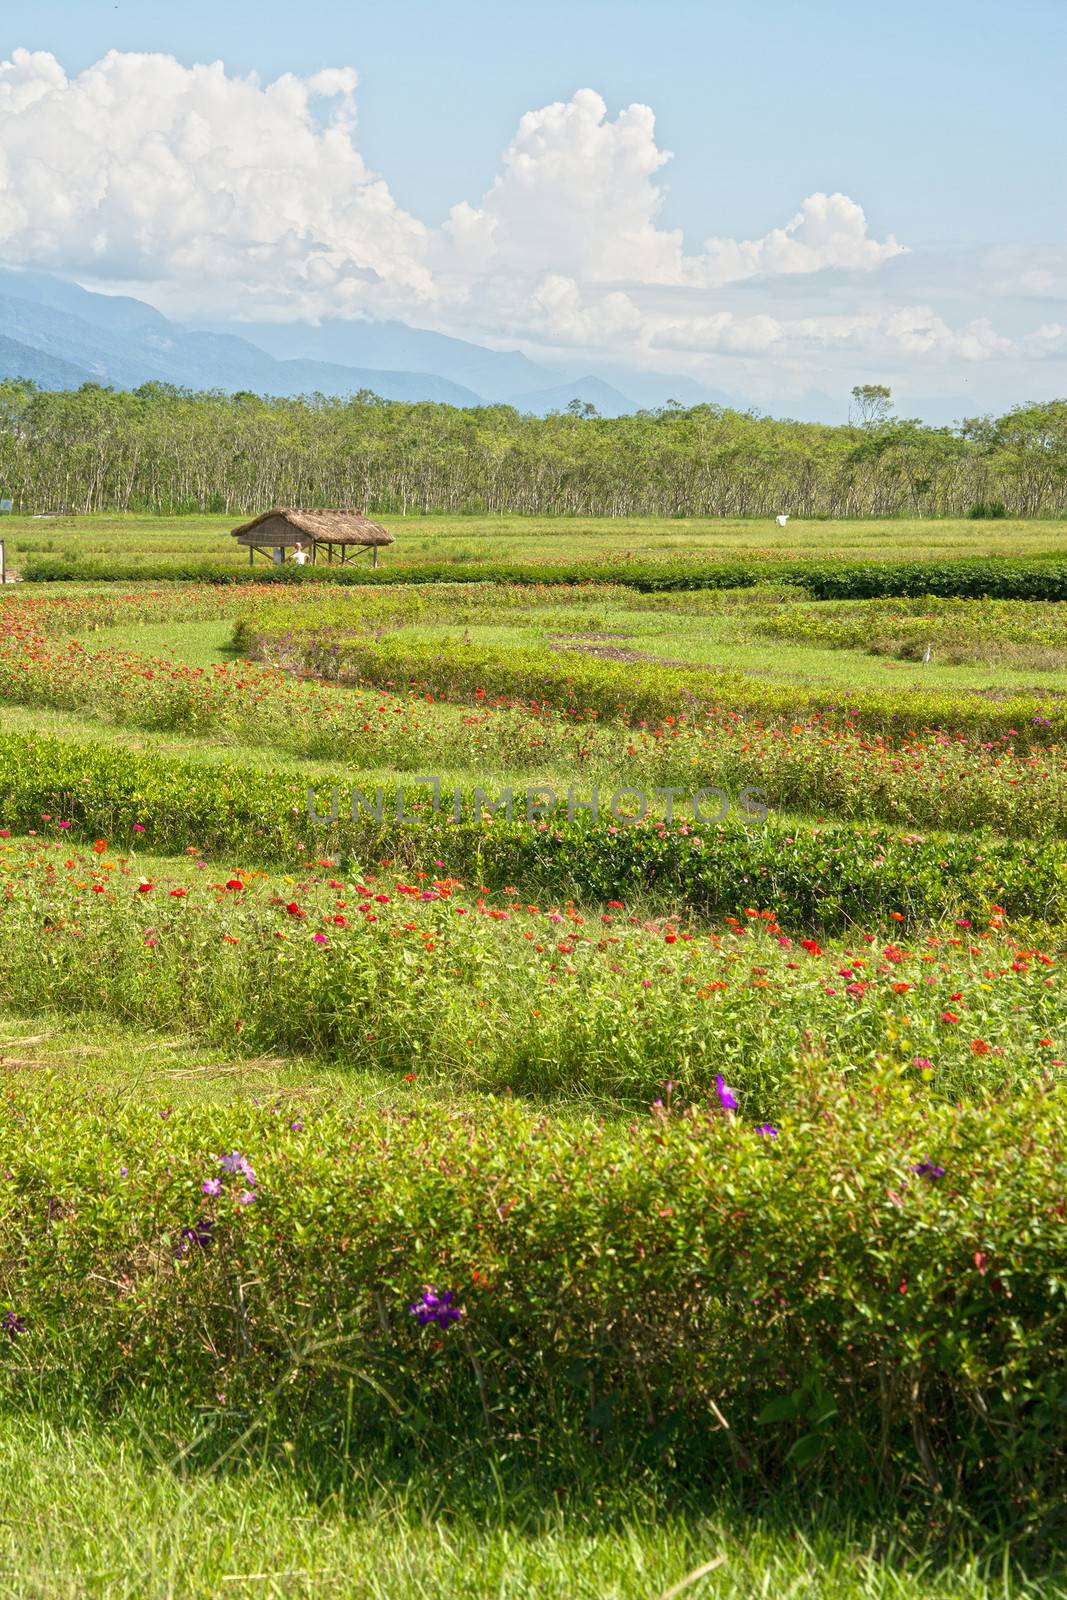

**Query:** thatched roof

left=230, top=508, right=395, bottom=547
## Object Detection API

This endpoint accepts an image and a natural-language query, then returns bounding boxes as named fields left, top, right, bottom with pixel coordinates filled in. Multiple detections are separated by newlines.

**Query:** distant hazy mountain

left=0, top=331, right=96, bottom=389
left=0, top=272, right=484, bottom=403
left=228, top=314, right=731, bottom=413
left=0, top=266, right=734, bottom=415
left=505, top=375, right=637, bottom=417
left=225, top=316, right=554, bottom=404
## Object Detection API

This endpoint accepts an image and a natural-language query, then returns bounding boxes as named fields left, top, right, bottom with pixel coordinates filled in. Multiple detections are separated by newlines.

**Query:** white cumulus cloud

left=0, top=47, right=433, bottom=318
left=0, top=47, right=1058, bottom=403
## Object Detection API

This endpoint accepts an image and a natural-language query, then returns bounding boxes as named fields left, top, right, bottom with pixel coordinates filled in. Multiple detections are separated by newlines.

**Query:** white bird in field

left=922, top=643, right=932, bottom=665
left=776, top=514, right=789, bottom=527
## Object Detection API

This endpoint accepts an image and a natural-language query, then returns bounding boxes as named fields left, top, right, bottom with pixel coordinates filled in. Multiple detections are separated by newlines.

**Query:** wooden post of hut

left=229, top=509, right=395, bottom=569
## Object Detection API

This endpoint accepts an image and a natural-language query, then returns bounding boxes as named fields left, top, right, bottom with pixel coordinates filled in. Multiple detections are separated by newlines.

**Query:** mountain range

left=0, top=267, right=731, bottom=417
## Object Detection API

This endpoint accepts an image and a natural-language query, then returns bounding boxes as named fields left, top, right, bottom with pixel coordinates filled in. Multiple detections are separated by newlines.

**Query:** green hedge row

left=4, top=1077, right=1067, bottom=1519
left=2, top=728, right=1064, bottom=927
left=237, top=625, right=1067, bottom=743
left=21, top=553, right=1067, bottom=600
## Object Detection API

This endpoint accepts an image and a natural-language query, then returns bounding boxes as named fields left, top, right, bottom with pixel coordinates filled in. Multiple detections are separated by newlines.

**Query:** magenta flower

left=202, top=1177, right=222, bottom=1197
left=715, top=1074, right=738, bottom=1113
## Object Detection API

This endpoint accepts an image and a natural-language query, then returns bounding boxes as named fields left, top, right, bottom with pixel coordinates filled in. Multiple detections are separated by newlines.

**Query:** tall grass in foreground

left=1, top=1414, right=1062, bottom=1599
left=0, top=1413, right=1063, bottom=1599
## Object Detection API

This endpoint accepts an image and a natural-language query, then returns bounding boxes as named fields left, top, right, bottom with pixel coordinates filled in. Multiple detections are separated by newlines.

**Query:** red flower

left=801, top=938, right=822, bottom=956
left=971, top=1039, right=990, bottom=1055
left=286, top=902, right=305, bottom=918
left=225, top=878, right=244, bottom=891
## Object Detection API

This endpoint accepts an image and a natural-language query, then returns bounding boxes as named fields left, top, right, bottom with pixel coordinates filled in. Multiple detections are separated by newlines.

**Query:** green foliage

left=2, top=727, right=1067, bottom=928
left=968, top=501, right=1009, bottom=520
left=2, top=382, right=1066, bottom=518
left=3, top=1073, right=1067, bottom=1525
left=237, top=610, right=1067, bottom=742
left=21, top=552, right=1067, bottom=601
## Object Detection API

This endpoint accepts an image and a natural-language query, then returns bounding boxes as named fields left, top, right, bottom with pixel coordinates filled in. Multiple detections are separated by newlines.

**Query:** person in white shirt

left=290, top=542, right=309, bottom=566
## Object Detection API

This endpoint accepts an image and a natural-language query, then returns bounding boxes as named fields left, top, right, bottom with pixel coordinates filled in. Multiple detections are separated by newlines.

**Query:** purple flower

left=409, top=1287, right=463, bottom=1329
left=174, top=1219, right=214, bottom=1258
left=220, top=1151, right=256, bottom=1185
left=3, top=1311, right=25, bottom=1338
left=912, top=1161, right=946, bottom=1181
left=715, top=1074, right=738, bottom=1113
left=237, top=1190, right=256, bottom=1206
left=202, top=1177, right=222, bottom=1197
left=756, top=1124, right=779, bottom=1138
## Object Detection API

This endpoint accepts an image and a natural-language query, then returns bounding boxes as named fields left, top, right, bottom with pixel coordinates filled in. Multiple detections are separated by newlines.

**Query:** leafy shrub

left=968, top=502, right=1009, bottom=520
left=2, top=837, right=1059, bottom=1110
left=237, top=622, right=1067, bottom=743
left=2, top=728, right=1067, bottom=927
left=22, top=553, right=1067, bottom=602
left=3, top=1076, right=1067, bottom=1522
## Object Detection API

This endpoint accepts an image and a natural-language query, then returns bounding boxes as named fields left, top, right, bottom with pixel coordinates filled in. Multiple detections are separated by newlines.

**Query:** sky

left=0, top=0, right=1065, bottom=417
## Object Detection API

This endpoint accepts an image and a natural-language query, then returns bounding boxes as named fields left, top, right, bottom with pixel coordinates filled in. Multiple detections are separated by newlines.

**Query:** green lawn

left=88, top=590, right=1067, bottom=697
left=5, top=509, right=1067, bottom=570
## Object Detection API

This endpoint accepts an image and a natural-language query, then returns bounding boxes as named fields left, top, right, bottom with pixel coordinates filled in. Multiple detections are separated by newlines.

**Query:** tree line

left=0, top=379, right=1065, bottom=519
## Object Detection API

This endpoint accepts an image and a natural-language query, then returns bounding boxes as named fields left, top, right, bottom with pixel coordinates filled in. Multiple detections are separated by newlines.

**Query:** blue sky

left=8, top=0, right=1064, bottom=247
left=0, top=0, right=1064, bottom=413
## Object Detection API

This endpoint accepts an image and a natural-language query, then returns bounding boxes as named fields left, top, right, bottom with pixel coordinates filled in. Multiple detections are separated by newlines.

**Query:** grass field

left=2, top=543, right=1067, bottom=1595
left=4, top=509, right=1067, bottom=572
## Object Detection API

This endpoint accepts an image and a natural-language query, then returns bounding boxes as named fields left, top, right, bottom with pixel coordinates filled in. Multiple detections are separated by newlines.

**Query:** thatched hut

left=231, top=508, right=395, bottom=568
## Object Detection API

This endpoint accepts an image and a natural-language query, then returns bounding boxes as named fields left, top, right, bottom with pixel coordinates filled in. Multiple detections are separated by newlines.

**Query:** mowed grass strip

left=8, top=510, right=1067, bottom=571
